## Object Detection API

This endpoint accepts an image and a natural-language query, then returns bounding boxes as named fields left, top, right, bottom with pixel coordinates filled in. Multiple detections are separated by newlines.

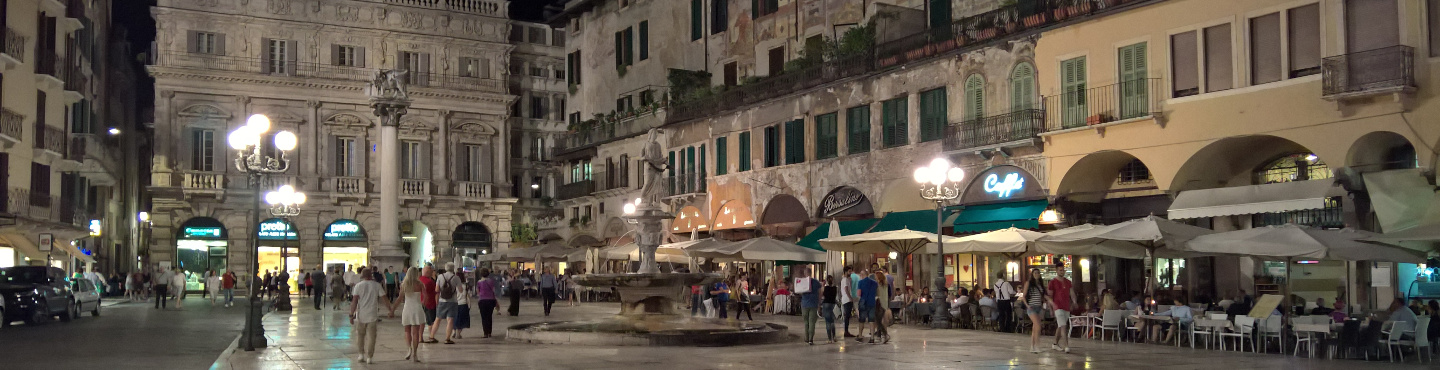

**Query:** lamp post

left=228, top=113, right=296, bottom=351
left=265, top=185, right=304, bottom=312
left=914, top=157, right=964, bottom=329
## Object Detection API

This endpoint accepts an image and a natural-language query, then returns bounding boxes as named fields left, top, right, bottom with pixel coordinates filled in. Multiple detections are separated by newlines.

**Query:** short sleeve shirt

left=420, top=276, right=438, bottom=309
left=351, top=280, right=385, bottom=323
left=1047, top=278, right=1073, bottom=311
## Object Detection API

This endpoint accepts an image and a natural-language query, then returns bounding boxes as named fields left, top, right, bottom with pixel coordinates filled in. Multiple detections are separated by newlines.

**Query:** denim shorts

left=1025, top=304, right=1045, bottom=317
left=857, top=303, right=874, bottom=323
left=437, top=302, right=458, bottom=319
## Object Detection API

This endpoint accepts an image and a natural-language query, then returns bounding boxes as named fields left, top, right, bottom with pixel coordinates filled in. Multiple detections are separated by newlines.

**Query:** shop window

left=1254, top=153, right=1330, bottom=184
left=1116, top=159, right=1152, bottom=185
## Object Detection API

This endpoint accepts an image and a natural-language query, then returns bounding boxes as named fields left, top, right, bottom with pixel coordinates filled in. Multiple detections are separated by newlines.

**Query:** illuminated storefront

left=176, top=217, right=228, bottom=292
left=322, top=219, right=369, bottom=272
left=453, top=222, right=492, bottom=272
left=955, top=165, right=1050, bottom=287
left=257, top=218, right=301, bottom=293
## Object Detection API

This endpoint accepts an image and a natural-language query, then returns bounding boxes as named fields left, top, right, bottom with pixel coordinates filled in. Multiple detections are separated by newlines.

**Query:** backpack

left=440, top=274, right=458, bottom=300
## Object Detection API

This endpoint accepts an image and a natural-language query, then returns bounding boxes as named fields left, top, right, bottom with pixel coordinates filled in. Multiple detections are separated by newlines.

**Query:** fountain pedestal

left=574, top=273, right=718, bottom=316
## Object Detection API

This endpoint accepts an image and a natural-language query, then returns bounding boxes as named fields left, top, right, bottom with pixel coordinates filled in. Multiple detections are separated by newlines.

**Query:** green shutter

left=882, top=97, right=908, bottom=148
left=1118, top=42, right=1148, bottom=119
left=738, top=131, right=751, bottom=171
left=920, top=88, right=947, bottom=142
left=930, top=0, right=953, bottom=29
left=639, top=21, right=649, bottom=60
left=785, top=119, right=805, bottom=164
left=623, top=27, right=634, bottom=66
left=964, top=75, right=984, bottom=121
left=615, top=31, right=624, bottom=69
left=686, top=146, right=696, bottom=193
left=692, top=0, right=703, bottom=40
left=1010, top=63, right=1034, bottom=112
left=815, top=113, right=838, bottom=159
left=1060, top=57, right=1088, bottom=128
left=715, top=137, right=727, bottom=175
left=847, top=105, right=870, bottom=154
left=752, top=0, right=759, bottom=18
left=699, top=144, right=706, bottom=192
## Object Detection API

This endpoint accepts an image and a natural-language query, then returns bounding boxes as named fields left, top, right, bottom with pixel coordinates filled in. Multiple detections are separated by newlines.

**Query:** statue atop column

left=367, top=69, right=410, bottom=101
left=639, top=128, right=668, bottom=205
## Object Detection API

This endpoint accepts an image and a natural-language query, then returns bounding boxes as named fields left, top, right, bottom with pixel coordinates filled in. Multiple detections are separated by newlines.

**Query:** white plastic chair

left=1068, top=314, right=1092, bottom=338
left=1408, top=316, right=1433, bottom=363
left=1125, top=315, right=1145, bottom=342
left=1097, top=310, right=1124, bottom=341
left=1259, top=315, right=1283, bottom=352
left=1191, top=319, right=1225, bottom=349
left=1385, top=321, right=1412, bottom=362
left=1220, top=316, right=1255, bottom=352
left=1208, top=312, right=1228, bottom=320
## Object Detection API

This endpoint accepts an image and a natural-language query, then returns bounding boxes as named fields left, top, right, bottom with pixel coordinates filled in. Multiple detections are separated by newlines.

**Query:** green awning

left=869, top=207, right=960, bottom=234
left=952, top=199, right=1050, bottom=233
left=796, top=219, right=879, bottom=251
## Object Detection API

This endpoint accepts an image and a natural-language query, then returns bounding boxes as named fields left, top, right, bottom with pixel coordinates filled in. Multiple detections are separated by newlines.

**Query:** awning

left=952, top=199, right=1049, bottom=233
left=796, top=219, right=878, bottom=251
left=1168, top=179, right=1345, bottom=220
left=1364, top=169, right=1438, bottom=232
left=869, top=207, right=960, bottom=234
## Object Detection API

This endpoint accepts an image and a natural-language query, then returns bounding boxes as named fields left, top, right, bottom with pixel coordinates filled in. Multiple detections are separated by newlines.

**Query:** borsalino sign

left=818, top=186, right=873, bottom=218
left=961, top=165, right=1045, bottom=203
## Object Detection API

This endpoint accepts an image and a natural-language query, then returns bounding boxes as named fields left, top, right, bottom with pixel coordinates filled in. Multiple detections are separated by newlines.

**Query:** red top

left=222, top=272, right=236, bottom=289
left=1047, top=278, right=1073, bottom=311
left=420, top=276, right=438, bottom=309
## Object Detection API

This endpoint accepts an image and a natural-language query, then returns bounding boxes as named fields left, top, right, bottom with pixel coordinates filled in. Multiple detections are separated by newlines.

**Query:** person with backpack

left=428, top=263, right=461, bottom=344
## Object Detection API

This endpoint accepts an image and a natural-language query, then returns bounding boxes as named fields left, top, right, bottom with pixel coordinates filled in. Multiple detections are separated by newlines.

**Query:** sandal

left=423, top=338, right=439, bottom=344
left=444, top=340, right=455, bottom=344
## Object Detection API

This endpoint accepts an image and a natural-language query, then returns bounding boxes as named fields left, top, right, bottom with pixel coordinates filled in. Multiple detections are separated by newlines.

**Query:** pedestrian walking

left=797, top=268, right=822, bottom=345
left=299, top=270, right=309, bottom=298
left=821, top=275, right=839, bottom=343
left=124, top=272, right=137, bottom=301
left=419, top=265, right=439, bottom=341
left=452, top=272, right=472, bottom=339
left=261, top=270, right=273, bottom=300
left=841, top=266, right=856, bottom=338
left=344, top=267, right=359, bottom=301
left=1048, top=261, right=1075, bottom=353
left=330, top=267, right=348, bottom=309
left=349, top=267, right=390, bottom=364
left=222, top=270, right=237, bottom=307
left=207, top=270, right=221, bottom=306
left=171, top=269, right=187, bottom=309
left=994, top=272, right=1017, bottom=333
left=384, top=267, right=398, bottom=301
left=506, top=270, right=523, bottom=316
left=310, top=266, right=326, bottom=310
left=710, top=278, right=731, bottom=319
left=690, top=283, right=707, bottom=317
left=871, top=270, right=890, bottom=344
left=154, top=267, right=172, bottom=309
left=855, top=269, right=876, bottom=342
left=734, top=274, right=753, bottom=320
left=428, top=264, right=461, bottom=344
left=539, top=267, right=557, bottom=316
left=389, top=267, right=425, bottom=363
left=475, top=269, right=498, bottom=338
left=1020, top=268, right=1047, bottom=353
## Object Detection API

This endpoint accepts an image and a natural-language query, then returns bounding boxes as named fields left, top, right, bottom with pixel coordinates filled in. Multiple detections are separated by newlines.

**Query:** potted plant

left=1023, top=13, right=1047, bottom=28
left=1086, top=113, right=1113, bottom=126
left=1067, top=0, right=1093, bottom=17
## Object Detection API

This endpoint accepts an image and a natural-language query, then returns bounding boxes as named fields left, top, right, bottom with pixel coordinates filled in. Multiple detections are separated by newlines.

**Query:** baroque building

left=146, top=0, right=517, bottom=290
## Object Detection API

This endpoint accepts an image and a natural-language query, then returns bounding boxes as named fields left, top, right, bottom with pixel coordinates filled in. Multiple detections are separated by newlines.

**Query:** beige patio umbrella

left=819, top=229, right=961, bottom=294
left=1036, top=215, right=1214, bottom=296
left=688, top=237, right=827, bottom=263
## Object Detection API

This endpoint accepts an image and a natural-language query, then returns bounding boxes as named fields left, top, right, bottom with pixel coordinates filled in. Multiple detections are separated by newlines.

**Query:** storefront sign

left=257, top=219, right=298, bottom=240
left=983, top=173, right=1025, bottom=198
left=962, top=165, right=1046, bottom=204
left=38, top=233, right=53, bottom=252
left=88, top=220, right=102, bottom=236
left=817, top=186, right=873, bottom=218
left=323, top=220, right=367, bottom=241
left=182, top=227, right=224, bottom=239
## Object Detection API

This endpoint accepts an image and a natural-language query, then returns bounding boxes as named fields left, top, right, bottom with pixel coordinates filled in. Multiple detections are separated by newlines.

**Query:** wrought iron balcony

left=0, top=109, right=23, bottom=146
left=667, top=172, right=705, bottom=197
left=149, top=53, right=505, bottom=94
left=943, top=109, right=1043, bottom=152
left=1252, top=199, right=1343, bottom=228
left=1322, top=45, right=1415, bottom=99
left=556, top=180, right=594, bottom=201
left=1, top=27, right=27, bottom=63
left=34, top=123, right=66, bottom=155
left=1043, top=78, right=1163, bottom=131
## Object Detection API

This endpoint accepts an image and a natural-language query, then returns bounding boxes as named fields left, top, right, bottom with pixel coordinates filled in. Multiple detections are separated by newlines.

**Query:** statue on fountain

left=639, top=128, right=668, bottom=206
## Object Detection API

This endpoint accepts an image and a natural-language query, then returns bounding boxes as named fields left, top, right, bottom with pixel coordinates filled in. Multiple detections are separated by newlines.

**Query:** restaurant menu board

left=1248, top=294, right=1283, bottom=319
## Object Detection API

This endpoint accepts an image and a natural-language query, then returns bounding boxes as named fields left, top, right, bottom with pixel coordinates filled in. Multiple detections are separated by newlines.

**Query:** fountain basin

left=507, top=317, right=789, bottom=346
left=572, top=273, right=719, bottom=316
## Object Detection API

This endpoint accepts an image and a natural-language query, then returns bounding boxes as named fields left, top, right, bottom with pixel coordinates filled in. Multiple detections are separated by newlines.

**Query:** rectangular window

left=623, top=27, right=634, bottom=66
left=918, top=88, right=947, bottom=142
left=1288, top=4, right=1321, bottom=78
left=784, top=119, right=805, bottom=165
left=528, top=27, right=546, bottom=44
left=194, top=31, right=217, bottom=54
left=1204, top=24, right=1233, bottom=92
left=191, top=129, right=215, bottom=172
left=334, top=45, right=361, bottom=67
left=335, top=136, right=358, bottom=176
left=398, top=51, right=430, bottom=86
left=723, top=62, right=738, bottom=86
left=815, top=112, right=838, bottom=160
left=691, top=0, right=704, bottom=41
left=1432, top=0, right=1440, bottom=57
left=465, top=144, right=485, bottom=182
left=531, top=96, right=546, bottom=119
left=460, top=57, right=489, bottom=78
left=401, top=141, right=424, bottom=179
left=31, top=163, right=50, bottom=201
left=1346, top=0, right=1399, bottom=53
left=1117, top=43, right=1148, bottom=119
left=716, top=136, right=729, bottom=175
left=1250, top=13, right=1283, bottom=85
left=756, top=0, right=780, bottom=17
left=881, top=97, right=908, bottom=148
left=264, top=39, right=293, bottom=75
left=711, top=0, right=728, bottom=34
left=1060, top=57, right=1088, bottom=127
left=553, top=29, right=566, bottom=47
left=1171, top=31, right=1199, bottom=97
left=568, top=51, right=582, bottom=85
left=768, top=46, right=785, bottom=76
left=638, top=21, right=649, bottom=61
left=763, top=126, right=779, bottom=167
left=738, top=131, right=751, bottom=172
left=846, top=105, right=871, bottom=154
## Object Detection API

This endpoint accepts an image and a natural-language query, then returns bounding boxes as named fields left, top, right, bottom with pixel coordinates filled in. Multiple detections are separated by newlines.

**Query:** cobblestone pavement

left=216, top=298, right=1431, bottom=369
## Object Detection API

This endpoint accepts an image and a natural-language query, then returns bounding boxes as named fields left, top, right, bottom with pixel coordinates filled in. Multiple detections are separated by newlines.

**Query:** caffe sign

left=818, top=186, right=873, bottom=218
left=962, top=165, right=1045, bottom=203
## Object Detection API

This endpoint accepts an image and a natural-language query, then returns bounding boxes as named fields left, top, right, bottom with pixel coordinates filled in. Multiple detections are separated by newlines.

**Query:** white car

left=70, top=278, right=101, bottom=318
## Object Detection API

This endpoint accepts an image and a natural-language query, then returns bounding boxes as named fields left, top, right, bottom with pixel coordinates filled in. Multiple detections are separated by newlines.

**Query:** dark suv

left=0, top=266, right=76, bottom=326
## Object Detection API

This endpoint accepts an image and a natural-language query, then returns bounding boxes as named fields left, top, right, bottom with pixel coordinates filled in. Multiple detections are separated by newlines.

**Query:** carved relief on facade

left=323, top=113, right=373, bottom=137
left=398, top=120, right=437, bottom=140
left=267, top=0, right=292, bottom=15
left=336, top=5, right=362, bottom=22
left=178, top=103, right=233, bottom=121
left=451, top=121, right=496, bottom=142
left=401, top=12, right=426, bottom=30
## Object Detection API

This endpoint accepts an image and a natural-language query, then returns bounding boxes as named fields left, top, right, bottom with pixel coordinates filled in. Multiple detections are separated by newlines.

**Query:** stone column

left=305, top=100, right=321, bottom=190
left=369, top=86, right=412, bottom=268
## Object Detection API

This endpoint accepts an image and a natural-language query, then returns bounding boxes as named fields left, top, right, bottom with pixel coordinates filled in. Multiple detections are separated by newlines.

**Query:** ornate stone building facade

left=147, top=0, right=517, bottom=286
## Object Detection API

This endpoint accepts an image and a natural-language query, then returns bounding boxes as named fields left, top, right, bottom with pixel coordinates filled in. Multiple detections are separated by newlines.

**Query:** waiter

left=994, top=271, right=1017, bottom=332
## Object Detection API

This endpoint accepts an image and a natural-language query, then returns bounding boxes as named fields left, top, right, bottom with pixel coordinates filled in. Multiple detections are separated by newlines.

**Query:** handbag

left=794, top=278, right=812, bottom=294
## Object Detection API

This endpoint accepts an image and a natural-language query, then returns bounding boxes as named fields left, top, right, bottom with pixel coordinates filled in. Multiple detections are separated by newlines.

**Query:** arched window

left=964, top=74, right=985, bottom=121
left=1116, top=159, right=1152, bottom=185
left=1254, top=153, right=1330, bottom=184
left=1009, top=63, right=1036, bottom=112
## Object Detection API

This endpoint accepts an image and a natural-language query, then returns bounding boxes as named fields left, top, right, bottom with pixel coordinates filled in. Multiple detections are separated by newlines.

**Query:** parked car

left=0, top=266, right=77, bottom=326
left=71, top=278, right=101, bottom=318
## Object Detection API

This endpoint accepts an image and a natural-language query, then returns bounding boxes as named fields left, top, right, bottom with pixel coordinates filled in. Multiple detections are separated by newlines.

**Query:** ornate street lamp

left=228, top=114, right=296, bottom=351
left=913, top=157, right=964, bottom=329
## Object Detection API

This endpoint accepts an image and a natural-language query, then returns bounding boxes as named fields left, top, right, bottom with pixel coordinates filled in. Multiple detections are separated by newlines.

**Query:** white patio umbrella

left=1036, top=215, right=1214, bottom=296
left=599, top=242, right=690, bottom=264
left=688, top=237, right=826, bottom=262
left=1362, top=224, right=1440, bottom=255
left=1179, top=224, right=1425, bottom=321
left=526, top=243, right=577, bottom=264
left=820, top=228, right=961, bottom=293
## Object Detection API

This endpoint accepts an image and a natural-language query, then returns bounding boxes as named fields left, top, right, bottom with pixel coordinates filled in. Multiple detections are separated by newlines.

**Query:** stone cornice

left=148, top=67, right=511, bottom=104
left=154, top=0, right=510, bottom=44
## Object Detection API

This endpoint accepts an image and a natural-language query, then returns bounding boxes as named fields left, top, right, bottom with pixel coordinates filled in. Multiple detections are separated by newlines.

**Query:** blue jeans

left=821, top=303, right=837, bottom=340
left=691, top=294, right=706, bottom=316
left=716, top=298, right=728, bottom=319
left=223, top=288, right=234, bottom=305
left=842, top=302, right=854, bottom=334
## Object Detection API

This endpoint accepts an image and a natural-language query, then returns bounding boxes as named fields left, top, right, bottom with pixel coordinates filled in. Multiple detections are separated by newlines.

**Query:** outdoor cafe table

left=1293, top=323, right=1331, bottom=358
left=1193, top=319, right=1231, bottom=349
left=1135, top=315, right=1177, bottom=344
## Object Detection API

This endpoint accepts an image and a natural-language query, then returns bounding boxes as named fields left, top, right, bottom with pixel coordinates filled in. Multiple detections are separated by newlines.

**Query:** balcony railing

left=455, top=181, right=492, bottom=198
left=327, top=176, right=366, bottom=194
left=67, top=136, right=85, bottom=161
left=150, top=53, right=505, bottom=93
left=7, top=188, right=85, bottom=226
left=943, top=109, right=1044, bottom=151
left=1042, top=78, right=1163, bottom=131
left=554, top=114, right=659, bottom=155
left=181, top=172, right=224, bottom=190
left=2, top=27, right=27, bottom=61
left=400, top=179, right=431, bottom=196
left=1252, top=199, right=1344, bottom=228
left=379, top=0, right=505, bottom=16
left=34, top=52, right=58, bottom=77
left=0, top=109, right=23, bottom=140
left=1322, top=45, right=1415, bottom=98
left=35, top=124, right=66, bottom=154
left=667, top=173, right=705, bottom=196
left=556, top=180, right=594, bottom=201
left=63, top=64, right=87, bottom=93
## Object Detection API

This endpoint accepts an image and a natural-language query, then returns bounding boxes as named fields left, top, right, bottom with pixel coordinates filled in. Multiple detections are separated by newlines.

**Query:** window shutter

left=1203, top=25, right=1232, bottom=91
left=331, top=44, right=340, bottom=65
left=1250, top=14, right=1282, bottom=84
left=1170, top=32, right=1198, bottom=97
left=215, top=33, right=226, bottom=56
left=286, top=40, right=299, bottom=76
left=624, top=27, right=635, bottom=65
left=752, top=0, right=759, bottom=18
left=639, top=21, right=649, bottom=60
left=186, top=31, right=198, bottom=53
left=361, top=138, right=371, bottom=178
left=1011, top=64, right=1034, bottom=112
left=716, top=137, right=728, bottom=175
left=615, top=31, right=624, bottom=68
left=1119, top=43, right=1149, bottom=118
left=964, top=76, right=983, bottom=121
left=418, top=53, right=431, bottom=86
left=260, top=38, right=273, bottom=74
left=691, top=0, right=703, bottom=41
left=699, top=145, right=706, bottom=191
left=1288, top=4, right=1320, bottom=76
left=738, top=131, right=751, bottom=171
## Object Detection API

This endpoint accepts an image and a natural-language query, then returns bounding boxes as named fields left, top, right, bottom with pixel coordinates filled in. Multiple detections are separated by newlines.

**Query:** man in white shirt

left=154, top=267, right=173, bottom=310
left=839, top=265, right=854, bottom=337
left=349, top=267, right=391, bottom=364
left=994, top=272, right=1017, bottom=332
left=343, top=267, right=359, bottom=301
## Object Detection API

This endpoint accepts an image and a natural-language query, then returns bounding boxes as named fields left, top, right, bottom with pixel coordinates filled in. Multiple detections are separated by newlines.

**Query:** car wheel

left=91, top=300, right=101, bottom=317
left=60, top=300, right=73, bottom=322
left=26, top=302, right=48, bottom=325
